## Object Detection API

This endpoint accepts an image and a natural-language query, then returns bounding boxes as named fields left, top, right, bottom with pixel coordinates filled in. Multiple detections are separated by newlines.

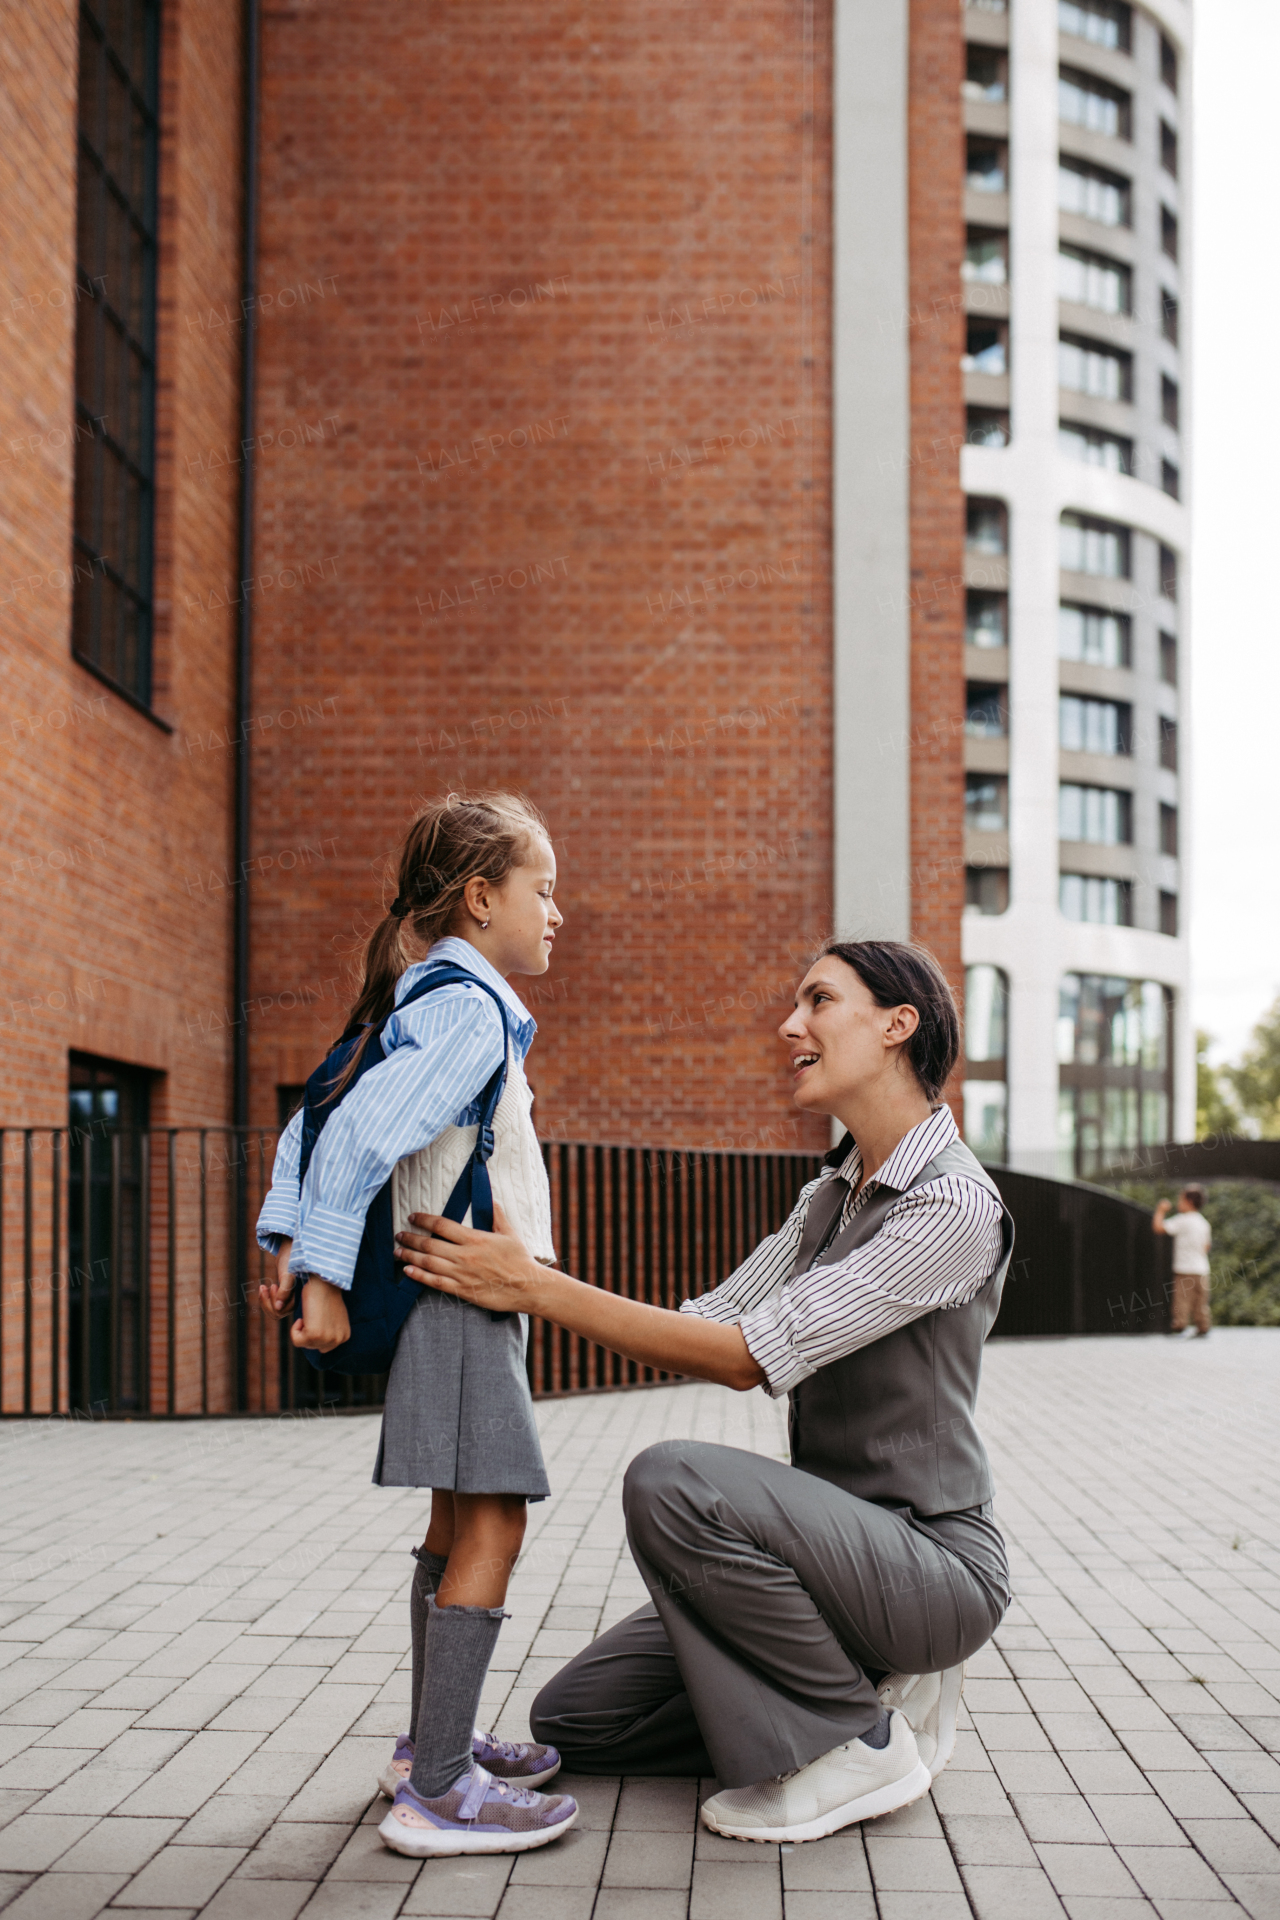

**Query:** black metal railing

left=0, top=1128, right=1174, bottom=1418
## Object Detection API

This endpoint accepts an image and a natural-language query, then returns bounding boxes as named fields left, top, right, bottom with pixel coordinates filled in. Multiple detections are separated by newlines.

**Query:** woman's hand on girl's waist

left=396, top=1206, right=546, bottom=1314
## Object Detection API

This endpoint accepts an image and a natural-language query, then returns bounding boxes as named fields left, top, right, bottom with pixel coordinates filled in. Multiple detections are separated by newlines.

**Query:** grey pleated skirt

left=372, top=1287, right=549, bottom=1499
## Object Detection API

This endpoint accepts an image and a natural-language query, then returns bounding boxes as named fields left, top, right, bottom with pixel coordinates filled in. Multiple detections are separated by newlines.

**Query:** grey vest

left=787, top=1138, right=1014, bottom=1517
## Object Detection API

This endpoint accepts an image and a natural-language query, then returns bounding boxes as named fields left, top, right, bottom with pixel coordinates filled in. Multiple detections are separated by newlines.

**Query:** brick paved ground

left=0, top=1329, right=1277, bottom=1918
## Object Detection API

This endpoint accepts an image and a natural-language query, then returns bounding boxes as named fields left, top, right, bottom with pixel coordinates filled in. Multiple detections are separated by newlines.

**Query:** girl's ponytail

left=327, top=791, right=547, bottom=1094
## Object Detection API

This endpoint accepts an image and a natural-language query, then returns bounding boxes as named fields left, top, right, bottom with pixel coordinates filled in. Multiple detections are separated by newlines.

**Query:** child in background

left=1154, top=1184, right=1213, bottom=1337
left=256, top=792, right=577, bottom=1857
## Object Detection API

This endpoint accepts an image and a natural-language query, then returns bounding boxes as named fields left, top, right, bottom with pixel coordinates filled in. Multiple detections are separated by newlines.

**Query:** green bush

left=1110, top=1180, right=1280, bottom=1326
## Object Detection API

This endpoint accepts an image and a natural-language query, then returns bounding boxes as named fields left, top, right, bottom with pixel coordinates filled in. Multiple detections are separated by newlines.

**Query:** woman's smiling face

left=778, top=956, right=921, bottom=1114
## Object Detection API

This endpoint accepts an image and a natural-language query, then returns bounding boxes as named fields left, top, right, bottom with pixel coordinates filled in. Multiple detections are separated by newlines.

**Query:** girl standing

left=256, top=792, right=577, bottom=1858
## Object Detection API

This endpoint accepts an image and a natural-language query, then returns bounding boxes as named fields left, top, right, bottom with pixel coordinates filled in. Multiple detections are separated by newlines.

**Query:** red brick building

left=1, top=0, right=967, bottom=1408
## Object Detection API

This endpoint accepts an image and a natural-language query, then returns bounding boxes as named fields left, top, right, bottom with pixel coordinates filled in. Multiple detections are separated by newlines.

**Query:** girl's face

left=483, top=837, right=562, bottom=976
left=778, top=956, right=920, bottom=1114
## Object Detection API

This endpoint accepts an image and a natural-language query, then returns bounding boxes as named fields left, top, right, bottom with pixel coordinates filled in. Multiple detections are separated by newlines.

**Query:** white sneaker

left=698, top=1710, right=931, bottom=1844
left=876, top=1663, right=965, bottom=1781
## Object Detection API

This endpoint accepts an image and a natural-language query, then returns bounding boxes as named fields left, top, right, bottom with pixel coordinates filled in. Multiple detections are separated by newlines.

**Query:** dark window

left=1161, top=375, right=1180, bottom=429
left=68, top=1053, right=152, bottom=1413
left=1059, top=333, right=1132, bottom=403
left=1059, top=603, right=1131, bottom=667
left=1161, top=205, right=1179, bottom=262
left=1160, top=32, right=1179, bottom=94
left=964, top=318, right=1008, bottom=378
left=1058, top=156, right=1131, bottom=228
left=1160, top=803, right=1179, bottom=857
left=967, top=138, right=1008, bottom=196
left=1059, top=243, right=1131, bottom=315
left=1161, top=460, right=1180, bottom=501
left=1059, top=66, right=1131, bottom=140
left=965, top=45, right=1008, bottom=102
left=1159, top=630, right=1178, bottom=685
left=1159, top=717, right=1178, bottom=770
left=968, top=407, right=1011, bottom=449
left=277, top=1085, right=306, bottom=1126
left=1159, top=891, right=1179, bottom=937
left=964, top=228, right=1009, bottom=286
left=1059, top=422, right=1133, bottom=474
left=967, top=683, right=1010, bottom=738
left=73, top=0, right=160, bottom=709
left=967, top=498, right=1008, bottom=554
left=1059, top=783, right=1132, bottom=845
left=1058, top=0, right=1131, bottom=54
left=1058, top=975, right=1172, bottom=1177
left=1159, top=544, right=1178, bottom=602
left=1160, top=120, right=1178, bottom=178
left=1060, top=874, right=1133, bottom=925
left=966, top=867, right=1010, bottom=916
left=1161, top=291, right=1179, bottom=344
left=1060, top=694, right=1132, bottom=756
left=966, top=774, right=1009, bottom=833
left=967, top=591, right=1009, bottom=649
left=1060, top=512, right=1131, bottom=580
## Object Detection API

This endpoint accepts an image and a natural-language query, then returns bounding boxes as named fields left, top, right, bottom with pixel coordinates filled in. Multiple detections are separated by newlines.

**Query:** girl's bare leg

left=423, top=1489, right=455, bottom=1560
left=437, top=1493, right=527, bottom=1608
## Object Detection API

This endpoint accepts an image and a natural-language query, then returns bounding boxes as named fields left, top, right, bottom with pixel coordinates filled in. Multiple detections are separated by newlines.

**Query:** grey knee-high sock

left=409, top=1548, right=449, bottom=1736
left=410, top=1596, right=505, bottom=1799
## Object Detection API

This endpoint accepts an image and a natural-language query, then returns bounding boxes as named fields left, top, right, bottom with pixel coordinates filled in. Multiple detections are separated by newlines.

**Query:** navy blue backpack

left=294, top=963, right=512, bottom=1375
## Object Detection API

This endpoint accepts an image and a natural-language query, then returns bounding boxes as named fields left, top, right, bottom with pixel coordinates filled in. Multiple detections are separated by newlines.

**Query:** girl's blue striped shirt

left=255, top=937, right=536, bottom=1289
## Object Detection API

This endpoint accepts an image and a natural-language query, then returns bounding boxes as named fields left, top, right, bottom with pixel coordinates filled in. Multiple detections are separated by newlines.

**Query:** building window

left=68, top=1053, right=152, bottom=1412
left=964, top=229, right=1009, bottom=285
left=1161, top=292, right=1179, bottom=344
left=968, top=408, right=1011, bottom=449
left=967, top=498, right=1008, bottom=554
left=963, top=319, right=1008, bottom=377
left=1159, top=803, right=1179, bottom=857
left=1059, top=335, right=1131, bottom=403
left=1161, top=375, right=1180, bottom=429
left=73, top=0, right=161, bottom=710
left=967, top=683, right=1009, bottom=738
left=969, top=0, right=1007, bottom=11
left=1159, top=716, right=1178, bottom=770
left=1059, top=67, right=1131, bottom=140
left=1059, top=244, right=1131, bottom=315
left=1060, top=512, right=1131, bottom=579
left=1159, top=544, right=1178, bottom=601
left=967, top=774, right=1009, bottom=833
left=1059, top=422, right=1132, bottom=474
left=967, top=139, right=1008, bottom=195
left=1060, top=693, right=1131, bottom=755
left=1160, top=120, right=1178, bottom=178
left=1060, top=874, right=1133, bottom=925
left=1159, top=891, right=1179, bottom=937
left=1058, top=157, right=1131, bottom=228
left=1159, top=630, right=1178, bottom=684
left=1059, top=603, right=1131, bottom=668
left=1058, top=0, right=1131, bottom=54
left=966, top=868, right=1010, bottom=916
left=1161, top=460, right=1181, bottom=500
left=1057, top=974, right=1172, bottom=1177
left=965, top=45, right=1008, bottom=102
left=964, top=964, right=1009, bottom=1163
left=967, top=591, right=1008, bottom=649
left=1161, top=206, right=1179, bottom=262
left=1059, top=783, right=1132, bottom=845
left=1160, top=32, right=1179, bottom=94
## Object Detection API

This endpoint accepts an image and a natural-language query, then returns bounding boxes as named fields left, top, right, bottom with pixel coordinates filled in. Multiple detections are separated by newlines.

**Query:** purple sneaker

left=377, top=1727, right=561, bottom=1799
left=378, top=1763, right=578, bottom=1857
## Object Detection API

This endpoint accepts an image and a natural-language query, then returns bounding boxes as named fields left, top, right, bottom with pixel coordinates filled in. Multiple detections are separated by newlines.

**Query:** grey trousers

left=531, top=1440, right=1009, bottom=1789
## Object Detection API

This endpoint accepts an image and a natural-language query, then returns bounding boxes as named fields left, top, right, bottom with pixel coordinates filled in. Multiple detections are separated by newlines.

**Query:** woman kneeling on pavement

left=396, top=939, right=1015, bottom=1846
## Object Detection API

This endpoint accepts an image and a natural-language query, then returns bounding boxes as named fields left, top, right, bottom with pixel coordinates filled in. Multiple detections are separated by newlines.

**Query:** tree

left=1196, top=1030, right=1240, bottom=1140
left=1225, top=996, right=1280, bottom=1139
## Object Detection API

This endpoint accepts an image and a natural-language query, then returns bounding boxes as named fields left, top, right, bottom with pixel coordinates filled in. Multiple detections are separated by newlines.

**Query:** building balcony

left=965, top=370, right=1010, bottom=409
left=1060, top=746, right=1135, bottom=788
left=965, top=97, right=1009, bottom=138
left=966, top=643, right=1009, bottom=683
left=1058, top=299, right=1136, bottom=352
left=1059, top=210, right=1136, bottom=262
left=965, top=280, right=1010, bottom=319
left=965, top=735, right=1010, bottom=775
left=1058, top=568, right=1139, bottom=614
left=1058, top=838, right=1139, bottom=881
left=965, top=188, right=1009, bottom=228
left=1059, top=657, right=1135, bottom=701
left=964, top=4, right=1008, bottom=48
left=966, top=550, right=1010, bottom=591
left=1058, top=121, right=1135, bottom=176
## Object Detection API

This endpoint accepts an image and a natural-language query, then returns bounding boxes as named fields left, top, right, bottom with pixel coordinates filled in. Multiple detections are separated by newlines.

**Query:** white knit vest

left=390, top=1046, right=556, bottom=1263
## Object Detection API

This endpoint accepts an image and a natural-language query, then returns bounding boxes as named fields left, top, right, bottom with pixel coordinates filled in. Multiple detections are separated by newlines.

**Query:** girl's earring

left=481, top=919, right=490, bottom=929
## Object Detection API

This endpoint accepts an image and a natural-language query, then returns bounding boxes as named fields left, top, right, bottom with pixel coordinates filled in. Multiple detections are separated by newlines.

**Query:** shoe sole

left=378, top=1758, right=561, bottom=1800
left=700, top=1758, right=933, bottom=1844
left=378, top=1803, right=578, bottom=1857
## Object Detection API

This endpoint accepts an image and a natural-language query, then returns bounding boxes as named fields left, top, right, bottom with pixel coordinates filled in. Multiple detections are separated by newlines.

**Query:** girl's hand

left=259, top=1241, right=297, bottom=1321
left=290, top=1275, right=352, bottom=1352
left=396, top=1204, right=544, bottom=1314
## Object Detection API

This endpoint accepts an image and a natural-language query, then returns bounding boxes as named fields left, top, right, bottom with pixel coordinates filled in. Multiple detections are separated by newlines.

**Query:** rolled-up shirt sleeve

left=256, top=1107, right=304, bottom=1254
left=290, top=989, right=505, bottom=1289
left=735, top=1179, right=1005, bottom=1398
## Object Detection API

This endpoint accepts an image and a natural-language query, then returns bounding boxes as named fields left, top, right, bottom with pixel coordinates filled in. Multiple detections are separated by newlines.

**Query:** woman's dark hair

left=821, top=939, right=960, bottom=1103
left=329, top=790, right=548, bottom=1094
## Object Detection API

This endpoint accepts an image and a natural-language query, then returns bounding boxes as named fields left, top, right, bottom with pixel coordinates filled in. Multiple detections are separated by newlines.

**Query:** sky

left=1191, top=0, right=1280, bottom=1064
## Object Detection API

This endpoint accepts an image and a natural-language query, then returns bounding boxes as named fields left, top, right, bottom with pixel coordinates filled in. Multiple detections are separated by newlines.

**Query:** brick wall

left=0, top=0, right=246, bottom=1408
left=249, top=0, right=835, bottom=1155
left=908, top=0, right=967, bottom=1117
